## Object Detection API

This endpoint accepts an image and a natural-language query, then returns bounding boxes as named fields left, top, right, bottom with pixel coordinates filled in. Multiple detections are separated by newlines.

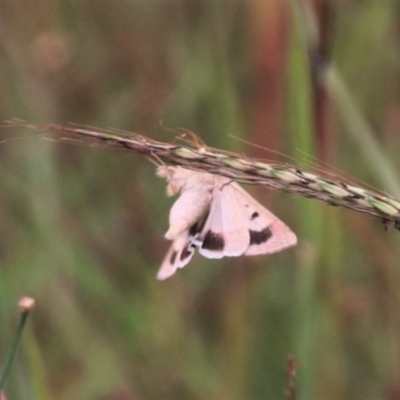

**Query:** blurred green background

left=1, top=1, right=400, bottom=399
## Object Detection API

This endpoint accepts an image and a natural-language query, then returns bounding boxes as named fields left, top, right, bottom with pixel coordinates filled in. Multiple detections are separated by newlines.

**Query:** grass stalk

left=0, top=298, right=35, bottom=392
left=7, top=120, right=400, bottom=229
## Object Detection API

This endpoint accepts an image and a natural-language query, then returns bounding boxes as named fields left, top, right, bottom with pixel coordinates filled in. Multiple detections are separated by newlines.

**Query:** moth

left=156, top=166, right=297, bottom=280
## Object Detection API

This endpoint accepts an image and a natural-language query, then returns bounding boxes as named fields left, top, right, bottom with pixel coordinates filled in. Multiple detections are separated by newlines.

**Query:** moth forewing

left=228, top=182, right=297, bottom=256
left=198, top=181, right=297, bottom=258
left=199, top=184, right=250, bottom=258
left=245, top=218, right=297, bottom=255
left=165, top=189, right=212, bottom=239
left=228, top=183, right=297, bottom=255
left=157, top=232, right=195, bottom=280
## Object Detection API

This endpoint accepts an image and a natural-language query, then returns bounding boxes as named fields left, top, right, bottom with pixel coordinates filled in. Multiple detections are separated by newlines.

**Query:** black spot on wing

left=251, top=211, right=259, bottom=220
left=170, top=250, right=178, bottom=265
left=180, top=245, right=194, bottom=261
left=202, top=230, right=224, bottom=251
left=249, top=227, right=272, bottom=245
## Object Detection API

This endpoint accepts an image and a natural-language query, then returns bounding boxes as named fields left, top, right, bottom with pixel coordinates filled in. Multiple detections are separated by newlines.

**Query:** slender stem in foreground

left=0, top=297, right=35, bottom=392
left=7, top=120, right=400, bottom=228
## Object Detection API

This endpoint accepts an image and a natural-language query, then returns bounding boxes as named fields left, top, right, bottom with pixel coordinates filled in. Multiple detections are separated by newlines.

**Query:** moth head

left=157, top=166, right=188, bottom=196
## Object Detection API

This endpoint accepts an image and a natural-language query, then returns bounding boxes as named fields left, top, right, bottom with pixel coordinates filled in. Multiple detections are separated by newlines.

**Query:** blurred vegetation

left=1, top=1, right=400, bottom=399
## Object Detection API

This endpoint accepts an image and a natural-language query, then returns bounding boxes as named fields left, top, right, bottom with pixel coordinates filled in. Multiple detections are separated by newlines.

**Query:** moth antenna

left=158, top=119, right=184, bottom=139
left=228, top=133, right=295, bottom=163
left=158, top=120, right=202, bottom=149
left=158, top=120, right=209, bottom=154
left=175, top=129, right=207, bottom=148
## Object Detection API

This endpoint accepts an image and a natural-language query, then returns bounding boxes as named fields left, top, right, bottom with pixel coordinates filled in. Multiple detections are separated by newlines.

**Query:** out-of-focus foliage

left=0, top=1, right=400, bottom=399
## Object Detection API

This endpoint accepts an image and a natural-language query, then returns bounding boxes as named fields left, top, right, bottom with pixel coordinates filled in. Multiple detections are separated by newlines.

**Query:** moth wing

left=199, top=183, right=249, bottom=259
left=228, top=183, right=297, bottom=256
left=165, top=189, right=212, bottom=240
left=157, top=231, right=195, bottom=280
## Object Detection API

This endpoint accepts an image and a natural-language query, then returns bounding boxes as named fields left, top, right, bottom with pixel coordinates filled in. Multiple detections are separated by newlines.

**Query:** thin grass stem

left=0, top=297, right=35, bottom=392
left=7, top=120, right=400, bottom=229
